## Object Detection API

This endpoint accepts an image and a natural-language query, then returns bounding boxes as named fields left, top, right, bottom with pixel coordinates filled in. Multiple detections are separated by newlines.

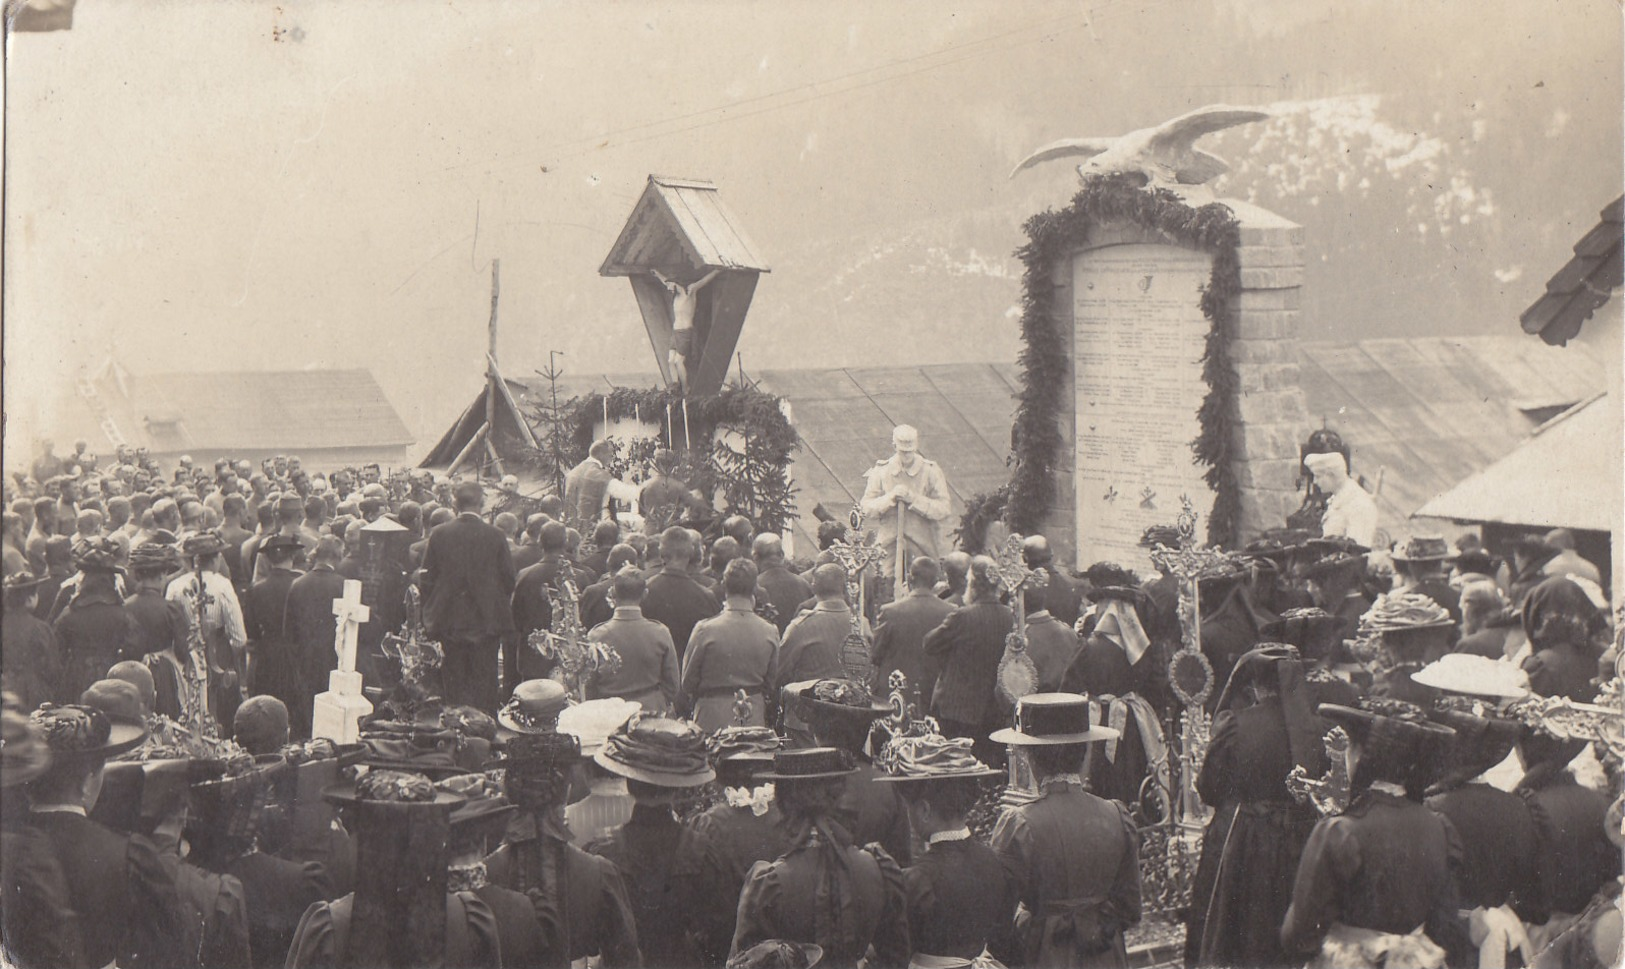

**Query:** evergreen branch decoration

left=1002, top=172, right=1242, bottom=549
left=522, top=383, right=800, bottom=534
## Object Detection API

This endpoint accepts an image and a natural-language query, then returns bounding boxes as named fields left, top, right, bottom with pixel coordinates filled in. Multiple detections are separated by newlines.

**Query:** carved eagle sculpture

left=1010, top=105, right=1271, bottom=187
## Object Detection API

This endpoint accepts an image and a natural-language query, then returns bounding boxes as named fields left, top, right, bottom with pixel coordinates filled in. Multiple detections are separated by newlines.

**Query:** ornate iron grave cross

left=991, top=534, right=1049, bottom=707
left=826, top=506, right=890, bottom=683
left=528, top=578, right=621, bottom=701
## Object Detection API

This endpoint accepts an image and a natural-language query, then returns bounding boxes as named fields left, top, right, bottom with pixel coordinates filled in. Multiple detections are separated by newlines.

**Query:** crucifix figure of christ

left=312, top=579, right=374, bottom=743
left=651, top=267, right=721, bottom=394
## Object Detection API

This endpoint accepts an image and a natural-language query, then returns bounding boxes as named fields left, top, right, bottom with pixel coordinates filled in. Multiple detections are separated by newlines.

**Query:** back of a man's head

left=816, top=520, right=846, bottom=551
left=908, top=557, right=940, bottom=591
left=221, top=494, right=247, bottom=521
left=752, top=532, right=785, bottom=566
left=722, top=515, right=753, bottom=546
left=588, top=440, right=615, bottom=464
left=660, top=526, right=692, bottom=568
left=313, top=535, right=344, bottom=565
left=304, top=495, right=327, bottom=522
left=540, top=521, right=568, bottom=553
left=396, top=500, right=422, bottom=529
left=1543, top=528, right=1577, bottom=551
left=428, top=507, right=455, bottom=529
left=76, top=509, right=104, bottom=536
left=536, top=495, right=564, bottom=520
left=234, top=695, right=291, bottom=755
left=494, top=512, right=520, bottom=539
left=606, top=543, right=640, bottom=574
left=723, top=557, right=759, bottom=598
left=942, top=551, right=972, bottom=590
left=812, top=563, right=847, bottom=600
left=565, top=528, right=583, bottom=556
left=710, top=536, right=740, bottom=570
left=968, top=555, right=1001, bottom=597
left=611, top=565, right=647, bottom=605
left=453, top=480, right=484, bottom=512
left=592, top=520, right=620, bottom=549
left=275, top=495, right=303, bottom=526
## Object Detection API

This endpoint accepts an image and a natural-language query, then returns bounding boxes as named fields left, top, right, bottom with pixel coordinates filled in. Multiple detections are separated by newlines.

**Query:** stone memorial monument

left=1007, top=106, right=1310, bottom=570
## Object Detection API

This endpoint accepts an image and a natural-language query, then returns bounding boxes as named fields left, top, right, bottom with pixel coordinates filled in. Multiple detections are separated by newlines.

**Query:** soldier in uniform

left=861, top=425, right=952, bottom=592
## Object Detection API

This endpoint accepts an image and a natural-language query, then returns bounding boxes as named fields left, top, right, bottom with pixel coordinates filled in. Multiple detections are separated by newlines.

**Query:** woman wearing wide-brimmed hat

left=1281, top=699, right=1470, bottom=967
left=791, top=677, right=914, bottom=864
left=732, top=747, right=910, bottom=969
left=10, top=704, right=187, bottom=969
left=585, top=714, right=715, bottom=968
left=484, top=699, right=641, bottom=968
left=875, top=731, right=1013, bottom=968
left=1420, top=696, right=1543, bottom=968
left=688, top=727, right=791, bottom=966
left=52, top=537, right=137, bottom=703
left=0, top=696, right=86, bottom=969
left=988, top=693, right=1139, bottom=968
left=287, top=768, right=499, bottom=968
left=1185, top=645, right=1329, bottom=968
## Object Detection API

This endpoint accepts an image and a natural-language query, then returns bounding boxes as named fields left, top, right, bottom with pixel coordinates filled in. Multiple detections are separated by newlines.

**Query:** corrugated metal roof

left=1414, top=394, right=1619, bottom=531
left=55, top=367, right=412, bottom=453
left=599, top=175, right=770, bottom=277
left=1297, top=335, right=1605, bottom=537
left=424, top=335, right=1604, bottom=551
left=1519, top=195, right=1622, bottom=346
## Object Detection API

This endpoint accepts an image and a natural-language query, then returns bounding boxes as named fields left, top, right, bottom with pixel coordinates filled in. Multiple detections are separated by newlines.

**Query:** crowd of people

left=1, top=439, right=1621, bottom=969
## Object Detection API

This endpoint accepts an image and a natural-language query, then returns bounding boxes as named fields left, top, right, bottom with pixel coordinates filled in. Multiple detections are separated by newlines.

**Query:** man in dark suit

left=420, top=481, right=515, bottom=712
left=285, top=536, right=349, bottom=734
left=752, top=533, right=811, bottom=634
left=1023, top=534, right=1084, bottom=628
left=870, top=557, right=952, bottom=709
left=924, top=556, right=1013, bottom=766
left=563, top=440, right=615, bottom=525
left=640, top=526, right=720, bottom=662
left=510, top=521, right=575, bottom=683
left=243, top=534, right=304, bottom=729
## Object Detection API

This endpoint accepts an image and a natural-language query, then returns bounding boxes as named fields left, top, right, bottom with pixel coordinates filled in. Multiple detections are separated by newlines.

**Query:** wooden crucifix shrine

left=312, top=579, right=374, bottom=743
left=599, top=175, right=770, bottom=395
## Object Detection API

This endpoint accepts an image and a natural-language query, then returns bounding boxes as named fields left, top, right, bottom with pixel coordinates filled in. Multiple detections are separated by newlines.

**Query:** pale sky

left=5, top=0, right=1621, bottom=465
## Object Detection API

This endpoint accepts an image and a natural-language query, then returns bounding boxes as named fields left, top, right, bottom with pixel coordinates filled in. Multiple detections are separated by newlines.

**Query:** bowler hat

left=990, top=693, right=1120, bottom=746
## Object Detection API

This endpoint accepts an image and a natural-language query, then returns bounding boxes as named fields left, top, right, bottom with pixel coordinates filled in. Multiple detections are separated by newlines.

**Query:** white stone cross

left=331, top=579, right=370, bottom=674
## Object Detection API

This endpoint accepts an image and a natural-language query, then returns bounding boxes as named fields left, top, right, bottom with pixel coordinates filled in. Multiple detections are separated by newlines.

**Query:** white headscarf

left=1093, top=598, right=1150, bottom=666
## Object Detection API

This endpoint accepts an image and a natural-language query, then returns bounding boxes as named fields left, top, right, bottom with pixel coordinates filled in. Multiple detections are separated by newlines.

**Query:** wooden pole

left=447, top=423, right=489, bottom=477
left=486, top=260, right=501, bottom=467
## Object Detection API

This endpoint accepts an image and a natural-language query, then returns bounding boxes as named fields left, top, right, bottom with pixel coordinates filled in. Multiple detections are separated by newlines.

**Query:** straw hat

left=1391, top=534, right=1456, bottom=564
left=755, top=746, right=858, bottom=782
left=990, top=693, right=1120, bottom=746
left=497, top=680, right=571, bottom=736
left=30, top=704, right=146, bottom=760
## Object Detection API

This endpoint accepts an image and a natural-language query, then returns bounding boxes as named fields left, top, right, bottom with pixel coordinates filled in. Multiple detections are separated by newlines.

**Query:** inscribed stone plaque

left=1072, top=243, right=1216, bottom=573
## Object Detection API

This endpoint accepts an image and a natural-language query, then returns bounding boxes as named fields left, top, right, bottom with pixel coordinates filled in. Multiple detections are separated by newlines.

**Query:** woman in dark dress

left=874, top=731, right=1013, bottom=967
left=1185, top=645, right=1328, bottom=968
left=1282, top=700, right=1470, bottom=968
left=732, top=747, right=910, bottom=969
left=1519, top=577, right=1607, bottom=701
left=585, top=715, right=716, bottom=969
left=286, top=769, right=500, bottom=968
left=1423, top=704, right=1543, bottom=966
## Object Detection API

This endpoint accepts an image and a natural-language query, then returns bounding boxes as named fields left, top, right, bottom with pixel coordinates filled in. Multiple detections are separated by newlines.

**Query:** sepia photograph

left=2, top=1, right=1622, bottom=966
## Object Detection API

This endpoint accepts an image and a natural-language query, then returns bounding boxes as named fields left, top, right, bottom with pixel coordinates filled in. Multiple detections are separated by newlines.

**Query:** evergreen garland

left=972, top=172, right=1242, bottom=548
left=526, top=384, right=800, bottom=534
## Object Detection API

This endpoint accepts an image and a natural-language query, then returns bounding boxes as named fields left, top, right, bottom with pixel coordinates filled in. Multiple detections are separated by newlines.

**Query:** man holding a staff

left=861, top=425, right=952, bottom=597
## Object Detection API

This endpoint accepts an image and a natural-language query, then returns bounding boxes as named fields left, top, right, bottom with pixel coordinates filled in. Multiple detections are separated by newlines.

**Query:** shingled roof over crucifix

left=599, top=176, right=770, bottom=396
